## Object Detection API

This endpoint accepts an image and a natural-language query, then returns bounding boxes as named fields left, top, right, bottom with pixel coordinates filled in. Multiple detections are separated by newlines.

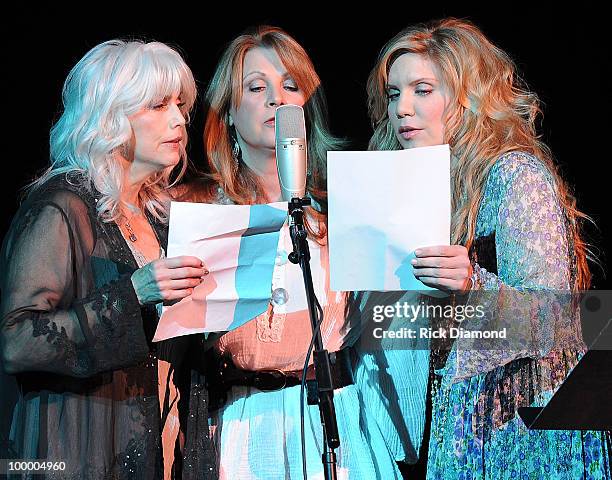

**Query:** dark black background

left=3, top=6, right=609, bottom=289
left=0, top=6, right=610, bottom=477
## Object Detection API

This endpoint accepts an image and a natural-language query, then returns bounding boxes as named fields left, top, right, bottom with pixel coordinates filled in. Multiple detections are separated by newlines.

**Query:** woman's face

left=229, top=47, right=306, bottom=157
left=386, top=53, right=448, bottom=149
left=127, top=93, right=186, bottom=176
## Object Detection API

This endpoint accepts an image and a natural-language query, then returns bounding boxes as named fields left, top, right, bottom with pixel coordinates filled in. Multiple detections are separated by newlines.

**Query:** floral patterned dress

left=426, top=152, right=611, bottom=479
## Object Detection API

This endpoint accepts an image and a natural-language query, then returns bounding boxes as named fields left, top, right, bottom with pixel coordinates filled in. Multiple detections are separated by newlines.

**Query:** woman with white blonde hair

left=0, top=39, right=216, bottom=479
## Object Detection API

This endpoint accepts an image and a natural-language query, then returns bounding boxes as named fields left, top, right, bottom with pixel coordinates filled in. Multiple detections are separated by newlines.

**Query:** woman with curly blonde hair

left=367, top=18, right=610, bottom=479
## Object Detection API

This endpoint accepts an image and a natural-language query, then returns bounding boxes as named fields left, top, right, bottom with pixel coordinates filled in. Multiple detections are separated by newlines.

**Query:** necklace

left=124, top=219, right=138, bottom=242
left=121, top=208, right=141, bottom=243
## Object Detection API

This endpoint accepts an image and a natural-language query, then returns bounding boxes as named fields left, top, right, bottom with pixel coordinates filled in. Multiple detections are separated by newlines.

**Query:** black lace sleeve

left=0, top=195, right=150, bottom=378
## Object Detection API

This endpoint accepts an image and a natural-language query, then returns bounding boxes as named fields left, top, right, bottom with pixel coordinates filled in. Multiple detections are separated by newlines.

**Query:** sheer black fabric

left=0, top=174, right=216, bottom=479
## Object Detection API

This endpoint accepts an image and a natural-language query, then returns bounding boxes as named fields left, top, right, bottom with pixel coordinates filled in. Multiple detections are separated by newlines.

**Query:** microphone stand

left=287, top=197, right=339, bottom=480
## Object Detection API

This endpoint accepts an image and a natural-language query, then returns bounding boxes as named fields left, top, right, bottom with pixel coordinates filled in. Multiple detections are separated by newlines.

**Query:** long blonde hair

left=367, top=18, right=593, bottom=289
left=32, top=39, right=197, bottom=223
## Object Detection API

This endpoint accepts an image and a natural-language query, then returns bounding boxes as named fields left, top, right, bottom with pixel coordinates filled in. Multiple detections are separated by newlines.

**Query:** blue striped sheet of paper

left=229, top=204, right=287, bottom=331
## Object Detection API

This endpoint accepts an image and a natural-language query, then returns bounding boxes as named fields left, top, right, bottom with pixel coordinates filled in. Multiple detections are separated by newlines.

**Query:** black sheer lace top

left=0, top=174, right=216, bottom=479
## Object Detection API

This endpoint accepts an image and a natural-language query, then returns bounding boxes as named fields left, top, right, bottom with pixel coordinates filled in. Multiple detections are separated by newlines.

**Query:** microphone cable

left=300, top=293, right=325, bottom=480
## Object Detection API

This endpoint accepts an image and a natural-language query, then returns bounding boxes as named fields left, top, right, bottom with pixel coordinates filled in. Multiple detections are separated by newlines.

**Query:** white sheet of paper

left=328, top=144, right=450, bottom=291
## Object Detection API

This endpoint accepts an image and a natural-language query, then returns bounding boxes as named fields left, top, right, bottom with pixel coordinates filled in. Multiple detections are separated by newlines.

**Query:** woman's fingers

left=412, top=245, right=473, bottom=293
left=158, top=278, right=203, bottom=291
left=132, top=256, right=210, bottom=305
left=412, top=257, right=465, bottom=268
left=412, top=256, right=470, bottom=269
left=412, top=246, right=471, bottom=270
left=155, top=257, right=209, bottom=281
left=416, top=276, right=464, bottom=291
left=166, top=266, right=209, bottom=280
left=413, top=267, right=466, bottom=280
left=415, top=245, right=467, bottom=258
left=163, top=255, right=206, bottom=270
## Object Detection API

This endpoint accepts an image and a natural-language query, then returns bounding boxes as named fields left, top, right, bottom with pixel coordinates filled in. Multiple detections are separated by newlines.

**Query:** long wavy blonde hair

left=202, top=25, right=344, bottom=212
left=367, top=18, right=592, bottom=289
left=32, top=39, right=197, bottom=223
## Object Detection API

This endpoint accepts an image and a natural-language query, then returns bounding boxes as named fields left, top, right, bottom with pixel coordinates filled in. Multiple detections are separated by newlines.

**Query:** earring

left=117, top=142, right=130, bottom=159
left=232, top=139, right=240, bottom=171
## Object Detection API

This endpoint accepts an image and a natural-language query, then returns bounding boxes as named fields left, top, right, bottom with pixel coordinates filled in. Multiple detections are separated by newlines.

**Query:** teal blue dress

left=426, top=152, right=611, bottom=479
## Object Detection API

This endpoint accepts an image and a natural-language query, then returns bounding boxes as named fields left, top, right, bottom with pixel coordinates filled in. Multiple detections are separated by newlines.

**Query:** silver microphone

left=275, top=104, right=307, bottom=201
